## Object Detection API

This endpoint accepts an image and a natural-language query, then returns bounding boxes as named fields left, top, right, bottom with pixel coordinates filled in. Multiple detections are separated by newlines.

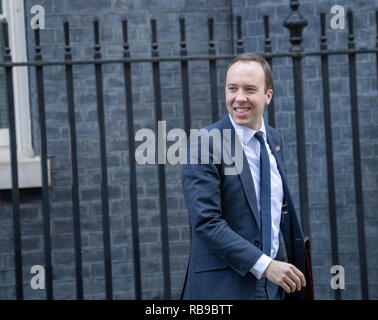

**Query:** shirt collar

left=228, top=113, right=267, bottom=145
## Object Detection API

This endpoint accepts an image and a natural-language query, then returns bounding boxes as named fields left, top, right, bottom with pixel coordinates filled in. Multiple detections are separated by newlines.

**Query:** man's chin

left=231, top=114, right=262, bottom=130
left=232, top=115, right=251, bottom=127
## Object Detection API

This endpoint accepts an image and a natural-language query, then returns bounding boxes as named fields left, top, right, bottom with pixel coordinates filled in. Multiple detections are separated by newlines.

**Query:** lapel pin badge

left=275, top=145, right=280, bottom=152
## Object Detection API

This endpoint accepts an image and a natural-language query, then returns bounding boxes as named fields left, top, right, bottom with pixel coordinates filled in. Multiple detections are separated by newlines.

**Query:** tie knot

left=254, top=131, right=265, bottom=145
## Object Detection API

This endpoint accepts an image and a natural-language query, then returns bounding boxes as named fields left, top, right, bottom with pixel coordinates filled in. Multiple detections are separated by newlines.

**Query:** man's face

left=225, top=61, right=273, bottom=130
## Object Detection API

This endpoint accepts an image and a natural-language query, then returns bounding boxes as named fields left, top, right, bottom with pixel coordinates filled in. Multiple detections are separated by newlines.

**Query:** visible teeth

left=235, top=108, right=249, bottom=112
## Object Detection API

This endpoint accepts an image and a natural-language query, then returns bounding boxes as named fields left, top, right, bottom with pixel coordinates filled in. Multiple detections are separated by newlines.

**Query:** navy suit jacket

left=181, top=115, right=305, bottom=300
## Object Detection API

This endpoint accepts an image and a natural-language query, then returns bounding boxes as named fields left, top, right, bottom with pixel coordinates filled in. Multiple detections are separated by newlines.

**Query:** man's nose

left=235, top=90, right=247, bottom=103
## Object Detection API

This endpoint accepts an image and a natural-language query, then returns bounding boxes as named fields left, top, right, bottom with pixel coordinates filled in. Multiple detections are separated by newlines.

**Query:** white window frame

left=0, top=0, right=49, bottom=190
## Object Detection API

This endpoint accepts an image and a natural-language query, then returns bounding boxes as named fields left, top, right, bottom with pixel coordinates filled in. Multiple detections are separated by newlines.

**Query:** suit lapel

left=266, top=126, right=287, bottom=183
left=222, top=116, right=261, bottom=230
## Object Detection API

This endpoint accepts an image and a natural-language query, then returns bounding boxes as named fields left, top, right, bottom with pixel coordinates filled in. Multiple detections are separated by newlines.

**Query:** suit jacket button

left=254, top=240, right=260, bottom=246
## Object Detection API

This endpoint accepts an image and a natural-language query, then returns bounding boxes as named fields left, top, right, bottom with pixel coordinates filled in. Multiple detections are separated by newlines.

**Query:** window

left=0, top=0, right=48, bottom=190
left=0, top=2, right=8, bottom=129
left=0, top=1, right=8, bottom=132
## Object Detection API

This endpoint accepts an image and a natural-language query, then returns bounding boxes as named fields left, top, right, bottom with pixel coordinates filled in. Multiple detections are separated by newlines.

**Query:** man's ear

left=265, top=89, right=273, bottom=105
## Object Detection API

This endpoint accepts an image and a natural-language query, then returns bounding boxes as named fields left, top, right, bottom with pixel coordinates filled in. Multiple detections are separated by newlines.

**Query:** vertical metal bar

left=34, top=27, right=53, bottom=299
left=93, top=17, right=113, bottom=300
left=151, top=18, right=171, bottom=300
left=376, top=10, right=378, bottom=91
left=64, top=20, right=83, bottom=300
left=292, top=56, right=310, bottom=237
left=236, top=15, right=244, bottom=54
left=347, top=9, right=369, bottom=300
left=122, top=19, right=142, bottom=300
left=227, top=0, right=234, bottom=55
left=179, top=17, right=193, bottom=299
left=179, top=16, right=191, bottom=136
left=208, top=15, right=218, bottom=122
left=284, top=0, right=310, bottom=237
left=263, top=15, right=275, bottom=128
left=2, top=19, right=23, bottom=300
left=320, top=12, right=340, bottom=301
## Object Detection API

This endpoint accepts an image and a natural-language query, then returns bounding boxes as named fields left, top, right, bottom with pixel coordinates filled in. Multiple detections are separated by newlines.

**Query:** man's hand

left=263, top=260, right=306, bottom=294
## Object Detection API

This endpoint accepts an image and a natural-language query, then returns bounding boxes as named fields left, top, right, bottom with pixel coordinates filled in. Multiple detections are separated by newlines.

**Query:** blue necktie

left=254, top=131, right=271, bottom=256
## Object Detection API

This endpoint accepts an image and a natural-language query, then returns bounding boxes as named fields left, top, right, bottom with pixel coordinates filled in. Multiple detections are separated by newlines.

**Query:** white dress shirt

left=229, top=114, right=284, bottom=279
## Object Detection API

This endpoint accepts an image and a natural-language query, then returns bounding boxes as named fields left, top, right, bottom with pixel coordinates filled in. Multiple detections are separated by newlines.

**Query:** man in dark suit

left=181, top=53, right=306, bottom=300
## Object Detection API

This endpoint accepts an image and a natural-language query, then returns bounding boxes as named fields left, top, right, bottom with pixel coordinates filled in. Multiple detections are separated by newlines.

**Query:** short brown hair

left=224, top=53, right=273, bottom=93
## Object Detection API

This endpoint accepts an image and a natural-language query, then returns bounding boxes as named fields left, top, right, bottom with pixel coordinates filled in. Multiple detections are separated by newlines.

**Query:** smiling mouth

left=233, top=107, right=251, bottom=114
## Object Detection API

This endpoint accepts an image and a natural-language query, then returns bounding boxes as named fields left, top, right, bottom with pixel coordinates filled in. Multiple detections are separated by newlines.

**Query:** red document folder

left=304, top=236, right=315, bottom=300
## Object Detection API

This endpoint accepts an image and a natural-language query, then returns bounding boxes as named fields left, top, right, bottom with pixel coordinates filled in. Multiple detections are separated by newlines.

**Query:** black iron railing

left=1, top=0, right=377, bottom=300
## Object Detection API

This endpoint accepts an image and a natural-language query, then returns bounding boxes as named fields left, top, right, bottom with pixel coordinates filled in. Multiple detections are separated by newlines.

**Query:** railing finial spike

left=283, top=0, right=308, bottom=52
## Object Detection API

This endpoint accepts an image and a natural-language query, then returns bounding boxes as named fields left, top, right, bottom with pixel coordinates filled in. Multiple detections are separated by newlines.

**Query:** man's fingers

left=292, top=266, right=306, bottom=287
left=264, top=261, right=306, bottom=294
left=282, top=276, right=297, bottom=293
left=292, top=274, right=301, bottom=292
left=282, top=266, right=299, bottom=291
left=284, top=265, right=305, bottom=292
left=282, top=282, right=291, bottom=294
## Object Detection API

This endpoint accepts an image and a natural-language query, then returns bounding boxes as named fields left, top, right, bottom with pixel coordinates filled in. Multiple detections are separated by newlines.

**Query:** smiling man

left=225, top=56, right=272, bottom=130
left=181, top=53, right=307, bottom=300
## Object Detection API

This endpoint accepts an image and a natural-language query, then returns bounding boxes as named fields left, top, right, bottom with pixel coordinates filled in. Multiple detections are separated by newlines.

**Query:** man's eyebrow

left=226, top=83, right=258, bottom=88
left=245, top=84, right=258, bottom=89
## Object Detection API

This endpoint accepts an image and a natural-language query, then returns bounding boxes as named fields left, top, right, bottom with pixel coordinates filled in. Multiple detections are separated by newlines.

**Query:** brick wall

left=0, top=0, right=376, bottom=300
